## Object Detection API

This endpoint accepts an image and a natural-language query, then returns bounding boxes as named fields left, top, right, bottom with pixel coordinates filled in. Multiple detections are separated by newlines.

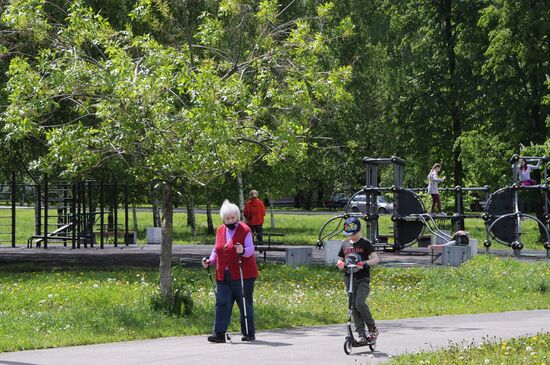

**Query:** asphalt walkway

left=0, top=310, right=548, bottom=365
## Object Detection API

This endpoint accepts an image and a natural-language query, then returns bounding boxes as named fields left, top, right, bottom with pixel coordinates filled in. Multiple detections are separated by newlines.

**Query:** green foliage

left=150, top=283, right=194, bottom=317
left=391, top=332, right=550, bottom=365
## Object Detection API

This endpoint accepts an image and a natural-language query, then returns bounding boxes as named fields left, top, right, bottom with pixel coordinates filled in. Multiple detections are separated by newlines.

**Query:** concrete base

left=442, top=244, right=474, bottom=266
left=146, top=227, right=162, bottom=244
left=323, top=240, right=342, bottom=265
left=285, top=247, right=312, bottom=266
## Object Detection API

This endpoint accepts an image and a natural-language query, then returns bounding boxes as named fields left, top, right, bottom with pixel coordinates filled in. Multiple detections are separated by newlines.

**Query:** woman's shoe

left=207, top=332, right=226, bottom=343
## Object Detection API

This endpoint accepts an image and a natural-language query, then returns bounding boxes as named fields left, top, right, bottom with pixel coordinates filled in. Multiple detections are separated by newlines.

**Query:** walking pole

left=238, top=252, right=250, bottom=339
left=202, top=257, right=216, bottom=296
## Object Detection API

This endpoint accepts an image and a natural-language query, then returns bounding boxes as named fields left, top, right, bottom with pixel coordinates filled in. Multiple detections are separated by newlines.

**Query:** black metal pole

left=72, top=183, right=76, bottom=249
left=88, top=180, right=93, bottom=248
left=11, top=172, right=16, bottom=248
left=77, top=182, right=82, bottom=249
left=100, top=180, right=104, bottom=249
left=455, top=187, right=465, bottom=231
left=113, top=180, right=118, bottom=247
left=44, top=174, right=48, bottom=249
left=124, top=184, right=129, bottom=246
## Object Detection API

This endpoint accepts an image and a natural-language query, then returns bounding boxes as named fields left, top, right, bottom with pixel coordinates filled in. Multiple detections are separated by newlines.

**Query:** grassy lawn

left=391, top=332, right=550, bottom=364
left=4, top=208, right=548, bottom=250
left=0, top=255, right=548, bottom=352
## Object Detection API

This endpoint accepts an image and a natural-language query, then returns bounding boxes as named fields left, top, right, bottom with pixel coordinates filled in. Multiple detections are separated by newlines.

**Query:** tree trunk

left=206, top=190, right=214, bottom=235
left=152, top=185, right=161, bottom=227
left=160, top=183, right=174, bottom=299
left=269, top=191, right=275, bottom=229
left=187, top=198, right=196, bottom=237
left=237, top=173, right=245, bottom=218
left=132, top=204, right=138, bottom=233
left=442, top=0, right=463, bottom=186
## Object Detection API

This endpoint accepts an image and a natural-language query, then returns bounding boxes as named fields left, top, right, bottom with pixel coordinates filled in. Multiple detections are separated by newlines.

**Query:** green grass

left=390, top=332, right=550, bottom=364
left=0, top=255, right=548, bottom=352
left=3, top=208, right=547, bottom=249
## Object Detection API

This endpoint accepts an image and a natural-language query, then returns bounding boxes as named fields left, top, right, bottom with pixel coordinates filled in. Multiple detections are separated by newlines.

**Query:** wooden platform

left=0, top=244, right=546, bottom=268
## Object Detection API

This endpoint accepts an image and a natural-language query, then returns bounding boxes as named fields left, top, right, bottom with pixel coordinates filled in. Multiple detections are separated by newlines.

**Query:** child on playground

left=518, top=158, right=541, bottom=186
left=427, top=163, right=446, bottom=214
left=336, top=216, right=380, bottom=344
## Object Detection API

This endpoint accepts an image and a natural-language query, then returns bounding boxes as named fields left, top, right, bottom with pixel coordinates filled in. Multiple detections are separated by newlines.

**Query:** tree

left=1, top=0, right=351, bottom=300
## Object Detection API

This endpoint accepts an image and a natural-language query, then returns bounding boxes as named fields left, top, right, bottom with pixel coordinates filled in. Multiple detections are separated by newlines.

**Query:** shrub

left=150, top=283, right=193, bottom=316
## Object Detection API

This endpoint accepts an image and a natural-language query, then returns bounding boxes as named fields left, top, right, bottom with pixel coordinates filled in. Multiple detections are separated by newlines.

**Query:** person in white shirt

left=518, top=158, right=540, bottom=186
left=427, top=163, right=446, bottom=214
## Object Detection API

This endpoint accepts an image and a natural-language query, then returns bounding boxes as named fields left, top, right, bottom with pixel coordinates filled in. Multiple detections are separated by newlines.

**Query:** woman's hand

left=235, top=243, right=244, bottom=255
left=202, top=258, right=210, bottom=268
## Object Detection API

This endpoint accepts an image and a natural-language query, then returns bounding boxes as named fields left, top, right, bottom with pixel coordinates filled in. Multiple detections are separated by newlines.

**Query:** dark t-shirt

left=338, top=237, right=375, bottom=280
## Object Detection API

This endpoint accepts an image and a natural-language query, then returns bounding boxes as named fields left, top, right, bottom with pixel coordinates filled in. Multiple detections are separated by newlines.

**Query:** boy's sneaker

left=367, top=328, right=379, bottom=342
left=207, top=332, right=226, bottom=343
left=241, top=335, right=255, bottom=342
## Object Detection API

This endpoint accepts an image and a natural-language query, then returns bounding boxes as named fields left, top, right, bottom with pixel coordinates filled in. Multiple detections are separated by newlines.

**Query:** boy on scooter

left=336, top=216, right=380, bottom=344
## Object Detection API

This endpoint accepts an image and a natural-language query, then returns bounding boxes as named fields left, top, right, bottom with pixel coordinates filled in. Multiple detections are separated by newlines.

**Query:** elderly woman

left=202, top=200, right=258, bottom=343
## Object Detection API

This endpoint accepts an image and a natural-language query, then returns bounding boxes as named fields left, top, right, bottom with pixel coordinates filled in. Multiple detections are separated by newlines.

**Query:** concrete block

left=146, top=227, right=162, bottom=244
left=285, top=247, right=313, bottom=266
left=323, top=240, right=342, bottom=265
left=442, top=244, right=473, bottom=266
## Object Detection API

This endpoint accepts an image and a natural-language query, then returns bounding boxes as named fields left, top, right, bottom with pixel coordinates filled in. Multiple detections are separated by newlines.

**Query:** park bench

left=254, top=231, right=285, bottom=262
left=95, top=230, right=137, bottom=245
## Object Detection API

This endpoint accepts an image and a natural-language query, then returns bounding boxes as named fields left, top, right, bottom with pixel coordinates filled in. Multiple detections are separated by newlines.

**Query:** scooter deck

left=352, top=339, right=376, bottom=347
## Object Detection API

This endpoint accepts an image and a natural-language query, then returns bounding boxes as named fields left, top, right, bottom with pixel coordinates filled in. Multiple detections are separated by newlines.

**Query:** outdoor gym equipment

left=343, top=260, right=376, bottom=355
left=318, top=156, right=489, bottom=252
left=318, top=157, right=496, bottom=257
left=482, top=155, right=550, bottom=257
left=25, top=174, right=132, bottom=249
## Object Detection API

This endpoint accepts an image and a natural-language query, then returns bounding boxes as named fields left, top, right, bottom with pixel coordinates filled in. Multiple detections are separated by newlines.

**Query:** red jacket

left=214, top=223, right=258, bottom=281
left=244, top=198, right=266, bottom=226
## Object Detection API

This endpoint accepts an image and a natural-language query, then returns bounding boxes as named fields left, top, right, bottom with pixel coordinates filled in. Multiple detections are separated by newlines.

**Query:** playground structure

left=318, top=155, right=550, bottom=258
left=0, top=172, right=133, bottom=249
left=482, top=155, right=550, bottom=255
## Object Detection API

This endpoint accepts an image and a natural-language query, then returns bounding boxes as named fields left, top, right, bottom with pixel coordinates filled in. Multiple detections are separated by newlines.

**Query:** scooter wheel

left=344, top=338, right=353, bottom=355
left=369, top=343, right=376, bottom=351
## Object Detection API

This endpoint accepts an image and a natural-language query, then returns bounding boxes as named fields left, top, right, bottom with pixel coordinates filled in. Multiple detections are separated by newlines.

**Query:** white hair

left=219, top=200, right=240, bottom=220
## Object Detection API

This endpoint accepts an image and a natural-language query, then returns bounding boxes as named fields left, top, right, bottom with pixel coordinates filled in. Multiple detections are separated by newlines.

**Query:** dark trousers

left=250, top=225, right=263, bottom=243
left=344, top=276, right=376, bottom=335
left=214, top=270, right=255, bottom=337
left=431, top=194, right=441, bottom=213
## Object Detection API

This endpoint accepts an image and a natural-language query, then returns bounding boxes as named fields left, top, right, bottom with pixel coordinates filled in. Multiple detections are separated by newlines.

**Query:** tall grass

left=0, top=255, right=548, bottom=352
left=3, top=208, right=546, bottom=250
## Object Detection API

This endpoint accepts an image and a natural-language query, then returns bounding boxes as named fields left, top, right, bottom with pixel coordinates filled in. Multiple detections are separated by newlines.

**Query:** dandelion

left=484, top=359, right=490, bottom=364
left=526, top=346, right=532, bottom=351
left=47, top=294, right=53, bottom=299
left=93, top=283, right=99, bottom=288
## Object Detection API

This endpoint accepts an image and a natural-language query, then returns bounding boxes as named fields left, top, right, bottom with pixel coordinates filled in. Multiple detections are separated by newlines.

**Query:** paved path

left=0, top=310, right=548, bottom=365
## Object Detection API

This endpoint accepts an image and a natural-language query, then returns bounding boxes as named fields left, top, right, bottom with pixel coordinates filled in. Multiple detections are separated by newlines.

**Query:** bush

left=150, top=283, right=193, bottom=317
